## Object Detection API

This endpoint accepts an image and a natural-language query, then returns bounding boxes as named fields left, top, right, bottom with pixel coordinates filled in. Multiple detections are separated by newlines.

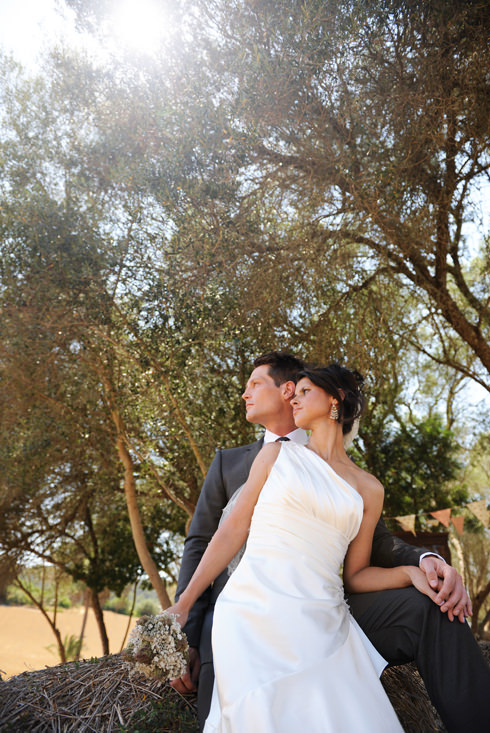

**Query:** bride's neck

left=307, top=423, right=346, bottom=462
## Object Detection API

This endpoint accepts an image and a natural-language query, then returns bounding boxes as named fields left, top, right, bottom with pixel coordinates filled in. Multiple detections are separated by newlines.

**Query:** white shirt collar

left=263, top=428, right=308, bottom=445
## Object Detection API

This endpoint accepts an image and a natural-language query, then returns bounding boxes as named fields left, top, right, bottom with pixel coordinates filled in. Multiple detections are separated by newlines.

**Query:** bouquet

left=122, top=612, right=189, bottom=681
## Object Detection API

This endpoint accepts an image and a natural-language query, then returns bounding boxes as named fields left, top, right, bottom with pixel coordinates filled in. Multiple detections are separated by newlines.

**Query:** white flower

left=123, top=612, right=189, bottom=681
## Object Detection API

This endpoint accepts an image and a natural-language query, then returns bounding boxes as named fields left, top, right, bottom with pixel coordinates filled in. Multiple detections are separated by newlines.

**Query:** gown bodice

left=248, top=441, right=363, bottom=597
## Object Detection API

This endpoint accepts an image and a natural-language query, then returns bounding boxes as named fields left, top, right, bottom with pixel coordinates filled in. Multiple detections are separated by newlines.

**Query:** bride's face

left=291, top=377, right=333, bottom=429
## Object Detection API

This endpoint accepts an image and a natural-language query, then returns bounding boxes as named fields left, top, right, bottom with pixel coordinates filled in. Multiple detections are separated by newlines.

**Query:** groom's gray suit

left=176, top=439, right=490, bottom=732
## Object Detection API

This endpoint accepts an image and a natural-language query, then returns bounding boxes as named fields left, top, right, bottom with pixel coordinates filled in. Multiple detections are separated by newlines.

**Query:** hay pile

left=1, top=644, right=489, bottom=732
left=382, top=664, right=443, bottom=731
left=0, top=654, right=197, bottom=732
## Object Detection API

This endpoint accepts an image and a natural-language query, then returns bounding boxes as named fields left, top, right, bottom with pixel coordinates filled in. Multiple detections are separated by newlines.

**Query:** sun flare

left=113, top=0, right=169, bottom=53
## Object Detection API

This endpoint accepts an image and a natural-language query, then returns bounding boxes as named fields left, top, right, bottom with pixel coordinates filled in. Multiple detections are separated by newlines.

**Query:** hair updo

left=297, top=364, right=365, bottom=435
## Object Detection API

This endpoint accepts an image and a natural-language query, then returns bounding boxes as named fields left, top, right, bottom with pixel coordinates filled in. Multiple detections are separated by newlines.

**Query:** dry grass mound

left=1, top=643, right=489, bottom=732
left=0, top=654, right=197, bottom=732
left=382, top=664, right=443, bottom=731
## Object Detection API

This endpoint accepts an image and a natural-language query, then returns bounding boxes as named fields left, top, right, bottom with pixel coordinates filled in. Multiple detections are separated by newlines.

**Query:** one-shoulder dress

left=204, top=441, right=403, bottom=732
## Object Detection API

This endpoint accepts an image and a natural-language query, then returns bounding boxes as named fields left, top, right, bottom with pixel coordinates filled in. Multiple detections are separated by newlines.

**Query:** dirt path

left=0, top=605, right=137, bottom=679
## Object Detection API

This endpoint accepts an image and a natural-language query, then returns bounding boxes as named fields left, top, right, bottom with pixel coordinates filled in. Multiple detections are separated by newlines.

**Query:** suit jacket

left=175, top=438, right=426, bottom=650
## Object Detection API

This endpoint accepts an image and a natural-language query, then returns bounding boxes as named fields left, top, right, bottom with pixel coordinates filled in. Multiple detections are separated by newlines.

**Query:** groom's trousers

left=196, top=609, right=215, bottom=730
left=348, top=587, right=490, bottom=732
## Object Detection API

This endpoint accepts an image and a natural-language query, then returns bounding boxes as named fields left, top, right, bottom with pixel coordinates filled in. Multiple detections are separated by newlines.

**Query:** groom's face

left=242, top=365, right=286, bottom=426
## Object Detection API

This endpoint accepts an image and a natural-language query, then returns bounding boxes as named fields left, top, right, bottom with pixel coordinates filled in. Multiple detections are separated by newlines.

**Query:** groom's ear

left=281, top=381, right=296, bottom=401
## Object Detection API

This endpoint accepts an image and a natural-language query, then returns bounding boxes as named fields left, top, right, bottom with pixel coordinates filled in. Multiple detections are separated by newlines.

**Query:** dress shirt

left=419, top=551, right=445, bottom=566
left=263, top=428, right=308, bottom=445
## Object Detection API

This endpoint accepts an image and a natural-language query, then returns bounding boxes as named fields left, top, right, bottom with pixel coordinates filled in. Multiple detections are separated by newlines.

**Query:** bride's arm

left=343, top=478, right=438, bottom=602
left=167, top=443, right=280, bottom=626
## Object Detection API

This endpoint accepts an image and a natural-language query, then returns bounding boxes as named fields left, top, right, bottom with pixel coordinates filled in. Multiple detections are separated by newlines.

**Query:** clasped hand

left=419, top=556, right=472, bottom=623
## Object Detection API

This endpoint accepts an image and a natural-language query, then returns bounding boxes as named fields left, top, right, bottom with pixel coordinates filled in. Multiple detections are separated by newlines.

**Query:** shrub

left=135, top=599, right=160, bottom=617
left=5, top=585, right=35, bottom=607
left=103, top=594, right=131, bottom=615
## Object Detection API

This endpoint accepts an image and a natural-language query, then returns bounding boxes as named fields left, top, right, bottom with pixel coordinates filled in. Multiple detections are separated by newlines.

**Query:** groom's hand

left=169, top=647, right=200, bottom=694
left=419, top=555, right=472, bottom=623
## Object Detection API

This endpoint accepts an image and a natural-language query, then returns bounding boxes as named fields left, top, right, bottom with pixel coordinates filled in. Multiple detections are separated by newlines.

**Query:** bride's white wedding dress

left=204, top=441, right=403, bottom=732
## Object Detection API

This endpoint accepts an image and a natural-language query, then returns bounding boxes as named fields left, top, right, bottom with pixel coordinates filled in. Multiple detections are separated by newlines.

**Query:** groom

left=172, top=352, right=490, bottom=732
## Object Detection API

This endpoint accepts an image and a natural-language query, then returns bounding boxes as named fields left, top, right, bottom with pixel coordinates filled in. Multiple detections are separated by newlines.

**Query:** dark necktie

left=275, top=436, right=290, bottom=442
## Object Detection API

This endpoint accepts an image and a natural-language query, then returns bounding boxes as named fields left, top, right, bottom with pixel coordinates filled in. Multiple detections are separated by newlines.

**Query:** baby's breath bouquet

left=123, top=612, right=189, bottom=681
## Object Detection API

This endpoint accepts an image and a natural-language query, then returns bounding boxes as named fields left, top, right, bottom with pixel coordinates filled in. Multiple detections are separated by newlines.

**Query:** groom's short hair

left=253, top=352, right=305, bottom=386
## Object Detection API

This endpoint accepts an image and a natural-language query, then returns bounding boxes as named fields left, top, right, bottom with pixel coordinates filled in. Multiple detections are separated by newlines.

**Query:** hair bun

left=297, top=363, right=365, bottom=435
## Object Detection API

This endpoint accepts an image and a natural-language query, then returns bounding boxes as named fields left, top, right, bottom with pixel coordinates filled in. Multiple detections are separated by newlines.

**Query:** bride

left=167, top=364, right=436, bottom=731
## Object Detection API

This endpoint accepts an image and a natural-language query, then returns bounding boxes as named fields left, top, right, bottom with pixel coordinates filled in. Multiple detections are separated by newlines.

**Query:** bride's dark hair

left=297, top=364, right=365, bottom=435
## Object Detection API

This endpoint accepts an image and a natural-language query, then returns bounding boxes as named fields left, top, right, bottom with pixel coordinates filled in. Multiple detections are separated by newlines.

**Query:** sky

left=0, top=0, right=71, bottom=67
left=0, top=0, right=174, bottom=66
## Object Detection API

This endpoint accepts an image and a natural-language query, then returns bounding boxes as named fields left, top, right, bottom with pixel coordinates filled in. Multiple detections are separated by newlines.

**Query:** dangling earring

left=330, top=402, right=339, bottom=421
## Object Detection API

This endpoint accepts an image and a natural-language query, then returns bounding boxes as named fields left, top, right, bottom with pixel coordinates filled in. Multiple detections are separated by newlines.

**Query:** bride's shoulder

left=247, top=442, right=281, bottom=483
left=257, top=439, right=299, bottom=466
left=261, top=441, right=282, bottom=454
left=256, top=441, right=281, bottom=464
left=349, top=462, right=384, bottom=498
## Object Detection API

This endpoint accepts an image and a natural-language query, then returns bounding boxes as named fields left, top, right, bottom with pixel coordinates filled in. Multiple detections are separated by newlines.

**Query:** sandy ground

left=0, top=605, right=137, bottom=680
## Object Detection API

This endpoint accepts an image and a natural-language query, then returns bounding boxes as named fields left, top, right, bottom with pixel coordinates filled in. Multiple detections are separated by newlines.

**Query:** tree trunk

left=471, top=579, right=490, bottom=634
left=478, top=607, right=490, bottom=638
left=77, top=589, right=90, bottom=661
left=14, top=578, right=66, bottom=663
left=90, top=587, right=110, bottom=655
left=119, top=580, right=139, bottom=652
left=101, top=369, right=172, bottom=609
left=116, top=431, right=171, bottom=608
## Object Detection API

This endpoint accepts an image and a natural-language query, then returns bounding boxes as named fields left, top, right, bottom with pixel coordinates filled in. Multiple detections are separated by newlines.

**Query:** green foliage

left=457, top=433, right=490, bottom=630
left=461, top=434, right=490, bottom=494
left=179, top=0, right=490, bottom=387
left=103, top=594, right=132, bottom=616
left=2, top=0, right=490, bottom=609
left=5, top=567, right=76, bottom=610
left=355, top=416, right=467, bottom=524
left=47, top=634, right=83, bottom=663
left=120, top=695, right=198, bottom=733
left=135, top=599, right=160, bottom=618
left=102, top=584, right=160, bottom=617
left=5, top=584, right=35, bottom=607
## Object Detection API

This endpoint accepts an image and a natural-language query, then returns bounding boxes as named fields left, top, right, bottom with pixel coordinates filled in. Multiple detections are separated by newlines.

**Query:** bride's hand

left=165, top=603, right=189, bottom=629
left=405, top=566, right=439, bottom=604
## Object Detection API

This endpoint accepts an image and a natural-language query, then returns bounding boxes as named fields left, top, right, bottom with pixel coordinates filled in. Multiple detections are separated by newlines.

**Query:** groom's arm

left=371, top=518, right=425, bottom=567
left=371, top=518, right=471, bottom=621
